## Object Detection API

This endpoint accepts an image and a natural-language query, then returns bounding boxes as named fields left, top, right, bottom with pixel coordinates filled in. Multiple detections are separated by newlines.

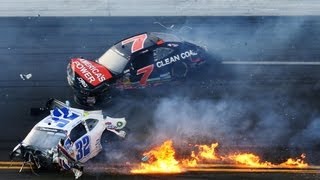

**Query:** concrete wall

left=1, top=0, right=320, bottom=16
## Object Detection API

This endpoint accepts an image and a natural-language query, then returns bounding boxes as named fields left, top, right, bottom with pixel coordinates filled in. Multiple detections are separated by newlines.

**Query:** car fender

left=105, top=117, right=126, bottom=130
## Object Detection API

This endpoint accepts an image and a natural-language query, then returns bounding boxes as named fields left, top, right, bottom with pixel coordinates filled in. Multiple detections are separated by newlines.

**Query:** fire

left=197, top=143, right=220, bottom=160
left=279, top=154, right=308, bottom=168
left=181, top=143, right=219, bottom=167
left=131, top=140, right=309, bottom=174
left=181, top=151, right=198, bottom=167
left=228, top=153, right=308, bottom=168
left=227, top=153, right=274, bottom=168
left=130, top=140, right=182, bottom=174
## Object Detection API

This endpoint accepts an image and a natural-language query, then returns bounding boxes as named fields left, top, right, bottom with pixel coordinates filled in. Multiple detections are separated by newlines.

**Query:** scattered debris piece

left=20, top=73, right=32, bottom=80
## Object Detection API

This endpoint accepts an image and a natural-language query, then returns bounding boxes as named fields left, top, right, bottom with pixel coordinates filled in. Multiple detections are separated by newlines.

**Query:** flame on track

left=227, top=153, right=275, bottom=168
left=131, top=140, right=309, bottom=174
left=181, top=143, right=220, bottom=167
left=279, top=154, right=308, bottom=168
left=130, top=140, right=182, bottom=174
left=228, top=153, right=308, bottom=168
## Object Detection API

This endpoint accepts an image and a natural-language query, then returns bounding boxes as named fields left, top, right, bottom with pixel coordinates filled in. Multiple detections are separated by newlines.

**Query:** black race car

left=67, top=32, right=208, bottom=106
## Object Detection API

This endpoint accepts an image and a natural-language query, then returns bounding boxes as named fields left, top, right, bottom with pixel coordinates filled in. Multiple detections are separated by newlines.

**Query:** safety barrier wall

left=1, top=0, right=320, bottom=16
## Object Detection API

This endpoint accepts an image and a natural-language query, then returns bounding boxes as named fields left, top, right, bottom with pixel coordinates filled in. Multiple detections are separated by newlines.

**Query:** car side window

left=131, top=50, right=154, bottom=70
left=153, top=47, right=174, bottom=61
left=69, top=123, right=87, bottom=142
left=85, top=119, right=98, bottom=131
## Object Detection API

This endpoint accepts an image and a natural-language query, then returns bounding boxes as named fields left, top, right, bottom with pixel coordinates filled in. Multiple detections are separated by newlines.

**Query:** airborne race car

left=67, top=32, right=208, bottom=106
left=10, top=99, right=127, bottom=179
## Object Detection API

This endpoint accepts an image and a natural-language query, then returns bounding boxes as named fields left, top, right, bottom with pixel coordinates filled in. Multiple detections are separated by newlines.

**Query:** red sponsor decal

left=121, top=34, right=148, bottom=53
left=137, top=64, right=154, bottom=86
left=70, top=58, right=112, bottom=86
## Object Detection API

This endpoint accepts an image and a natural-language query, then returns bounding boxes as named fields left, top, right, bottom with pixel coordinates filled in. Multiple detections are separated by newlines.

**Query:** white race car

left=10, top=99, right=127, bottom=179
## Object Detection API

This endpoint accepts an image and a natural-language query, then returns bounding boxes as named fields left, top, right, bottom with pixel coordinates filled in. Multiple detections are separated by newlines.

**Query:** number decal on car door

left=121, top=34, right=148, bottom=53
left=75, top=135, right=90, bottom=160
left=136, top=64, right=154, bottom=86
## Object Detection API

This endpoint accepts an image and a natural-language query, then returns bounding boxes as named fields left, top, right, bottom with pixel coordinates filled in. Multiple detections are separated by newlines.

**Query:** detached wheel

left=171, top=61, right=188, bottom=79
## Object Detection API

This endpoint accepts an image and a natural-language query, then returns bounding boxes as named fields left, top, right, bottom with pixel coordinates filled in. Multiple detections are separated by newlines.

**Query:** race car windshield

left=23, top=127, right=66, bottom=150
left=97, top=48, right=129, bottom=75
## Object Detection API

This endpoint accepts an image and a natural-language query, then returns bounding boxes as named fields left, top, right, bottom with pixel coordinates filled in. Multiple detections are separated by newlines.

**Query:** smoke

left=95, top=17, right=320, bottom=164
left=149, top=95, right=296, bottom=147
left=174, top=17, right=308, bottom=62
left=137, top=16, right=320, bottom=157
left=290, top=117, right=320, bottom=147
left=99, top=92, right=320, bottom=165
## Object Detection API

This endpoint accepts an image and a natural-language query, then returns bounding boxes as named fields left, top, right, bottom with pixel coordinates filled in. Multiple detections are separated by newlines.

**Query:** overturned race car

left=10, top=99, right=127, bottom=179
left=67, top=32, right=209, bottom=106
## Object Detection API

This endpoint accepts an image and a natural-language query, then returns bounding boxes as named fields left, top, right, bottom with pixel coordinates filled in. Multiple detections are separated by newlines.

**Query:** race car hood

left=69, top=58, right=113, bottom=87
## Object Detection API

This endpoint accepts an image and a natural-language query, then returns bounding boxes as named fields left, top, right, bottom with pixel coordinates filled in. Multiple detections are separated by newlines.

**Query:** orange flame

left=197, top=143, right=220, bottom=160
left=131, top=140, right=309, bottom=174
left=279, top=154, right=308, bottom=168
left=181, top=143, right=219, bottom=167
left=228, top=153, right=275, bottom=168
left=181, top=151, right=198, bottom=167
left=130, top=140, right=182, bottom=174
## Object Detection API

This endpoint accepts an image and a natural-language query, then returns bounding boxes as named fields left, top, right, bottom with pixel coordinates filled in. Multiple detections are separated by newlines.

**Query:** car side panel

left=78, top=114, right=106, bottom=163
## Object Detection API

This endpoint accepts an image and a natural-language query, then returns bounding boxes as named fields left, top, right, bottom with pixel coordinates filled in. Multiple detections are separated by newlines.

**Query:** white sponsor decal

left=156, top=50, right=198, bottom=68
left=74, top=59, right=106, bottom=84
left=77, top=77, right=88, bottom=87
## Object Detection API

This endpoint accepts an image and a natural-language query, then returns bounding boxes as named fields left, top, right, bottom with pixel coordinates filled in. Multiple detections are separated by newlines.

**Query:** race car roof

left=112, top=32, right=182, bottom=58
left=35, top=107, right=84, bottom=132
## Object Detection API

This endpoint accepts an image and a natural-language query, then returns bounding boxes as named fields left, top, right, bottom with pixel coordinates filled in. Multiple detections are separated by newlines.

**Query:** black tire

left=171, top=61, right=188, bottom=79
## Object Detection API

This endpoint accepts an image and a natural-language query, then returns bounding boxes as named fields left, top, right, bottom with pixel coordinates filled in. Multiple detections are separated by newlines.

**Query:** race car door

left=153, top=46, right=175, bottom=75
left=68, top=121, right=103, bottom=163
left=68, top=123, right=90, bottom=163
left=82, top=118, right=105, bottom=161
left=129, top=50, right=157, bottom=86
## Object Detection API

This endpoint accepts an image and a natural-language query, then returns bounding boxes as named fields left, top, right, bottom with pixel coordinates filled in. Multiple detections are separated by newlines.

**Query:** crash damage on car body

left=10, top=99, right=127, bottom=179
left=67, top=32, right=209, bottom=106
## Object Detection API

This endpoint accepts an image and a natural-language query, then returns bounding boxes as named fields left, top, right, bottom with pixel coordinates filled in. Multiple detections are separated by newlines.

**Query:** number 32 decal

left=75, top=135, right=90, bottom=160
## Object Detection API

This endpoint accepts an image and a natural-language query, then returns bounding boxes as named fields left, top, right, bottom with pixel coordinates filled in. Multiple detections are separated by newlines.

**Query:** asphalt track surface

left=1, top=16, right=320, bottom=179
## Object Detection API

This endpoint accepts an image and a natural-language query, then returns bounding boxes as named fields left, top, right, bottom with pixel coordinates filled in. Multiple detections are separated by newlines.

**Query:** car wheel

left=171, top=61, right=188, bottom=79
